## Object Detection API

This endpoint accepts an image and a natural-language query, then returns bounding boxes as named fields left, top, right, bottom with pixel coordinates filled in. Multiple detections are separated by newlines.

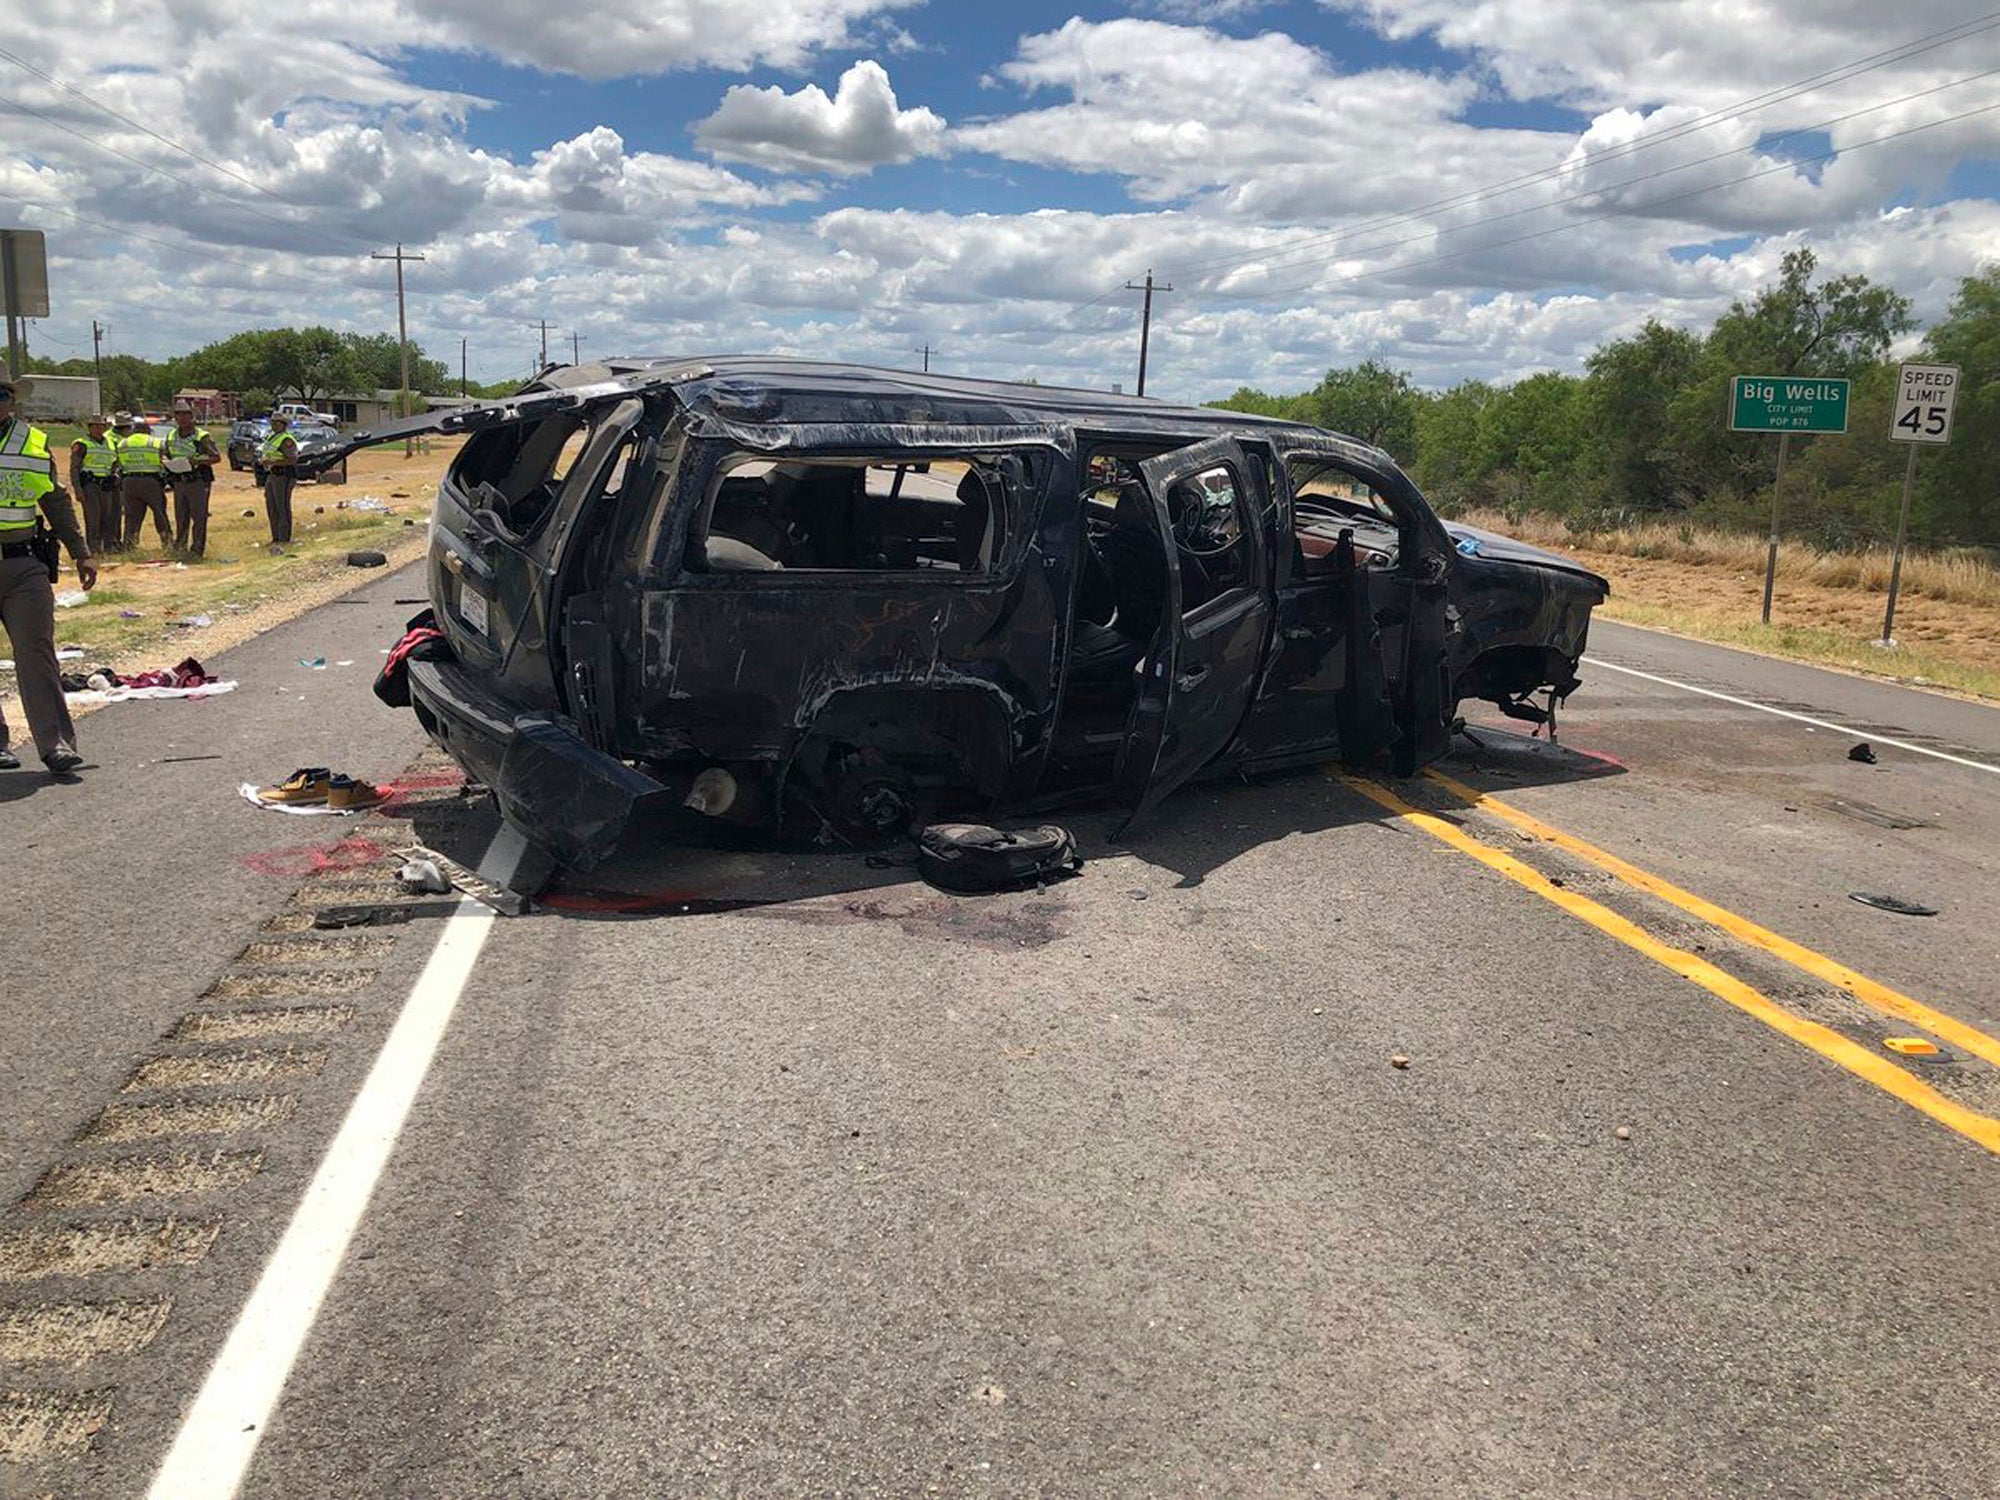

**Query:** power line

left=0, top=42, right=373, bottom=246
left=0, top=92, right=367, bottom=255
left=987, top=71, right=2000, bottom=345
left=0, top=190, right=335, bottom=294
left=1155, top=8, right=2000, bottom=285
left=1196, top=63, right=2000, bottom=293
left=1032, top=9, right=2000, bottom=324
left=1191, top=97, right=2000, bottom=309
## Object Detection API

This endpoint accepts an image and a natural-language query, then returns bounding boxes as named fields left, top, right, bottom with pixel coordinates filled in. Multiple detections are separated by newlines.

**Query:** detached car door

left=1114, top=436, right=1274, bottom=833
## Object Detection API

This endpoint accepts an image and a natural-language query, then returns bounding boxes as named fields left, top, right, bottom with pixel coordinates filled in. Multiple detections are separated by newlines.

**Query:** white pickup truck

left=274, top=401, right=339, bottom=426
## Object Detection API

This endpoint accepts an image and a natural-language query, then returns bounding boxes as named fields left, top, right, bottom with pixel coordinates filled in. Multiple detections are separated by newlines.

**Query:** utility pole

left=92, top=320, right=106, bottom=401
left=570, top=331, right=583, bottom=365
left=460, top=337, right=468, bottom=398
left=371, top=243, right=426, bottom=453
left=913, top=342, right=936, bottom=373
left=535, top=320, right=552, bottom=368
left=1123, top=270, right=1172, bottom=398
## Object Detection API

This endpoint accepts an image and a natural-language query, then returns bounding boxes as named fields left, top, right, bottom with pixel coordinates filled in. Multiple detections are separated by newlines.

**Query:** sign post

left=1729, top=375, right=1850, bottom=623
left=0, top=229, right=51, bottom=381
left=1880, top=362, right=1961, bottom=647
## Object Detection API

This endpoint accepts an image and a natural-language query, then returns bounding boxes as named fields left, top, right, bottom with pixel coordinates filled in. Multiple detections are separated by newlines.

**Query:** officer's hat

left=112, top=411, right=135, bottom=427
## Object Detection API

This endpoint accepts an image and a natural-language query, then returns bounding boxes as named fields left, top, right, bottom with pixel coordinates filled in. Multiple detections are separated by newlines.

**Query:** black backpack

left=916, top=823, right=1081, bottom=893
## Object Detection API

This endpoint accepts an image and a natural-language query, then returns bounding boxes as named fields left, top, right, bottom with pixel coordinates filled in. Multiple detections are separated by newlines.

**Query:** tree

left=1916, top=265, right=2000, bottom=546
left=1475, top=372, right=1586, bottom=508
left=1668, top=249, right=1914, bottom=504
left=1410, top=381, right=1494, bottom=508
left=1581, top=320, right=1706, bottom=512
left=1298, top=360, right=1418, bottom=461
left=342, top=332, right=451, bottom=396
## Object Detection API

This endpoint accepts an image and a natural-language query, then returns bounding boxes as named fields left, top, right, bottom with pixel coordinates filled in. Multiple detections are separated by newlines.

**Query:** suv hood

left=1444, top=521, right=1609, bottom=593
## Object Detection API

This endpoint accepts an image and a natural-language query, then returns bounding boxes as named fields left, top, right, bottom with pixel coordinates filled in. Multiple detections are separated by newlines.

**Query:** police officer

left=0, top=378, right=96, bottom=774
left=116, top=411, right=171, bottom=552
left=68, top=412, right=123, bottom=553
left=163, top=401, right=221, bottom=557
left=259, top=411, right=300, bottom=547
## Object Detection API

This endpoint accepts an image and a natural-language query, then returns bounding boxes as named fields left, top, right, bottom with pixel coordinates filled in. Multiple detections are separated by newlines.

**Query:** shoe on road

left=326, top=774, right=389, bottom=811
left=258, top=766, right=332, bottom=804
left=45, top=747, right=84, bottom=775
left=0, top=747, right=20, bottom=770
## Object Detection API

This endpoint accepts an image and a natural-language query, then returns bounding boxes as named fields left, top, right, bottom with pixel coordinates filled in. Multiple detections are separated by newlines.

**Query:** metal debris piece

left=1849, top=892, right=1938, bottom=917
left=1389, top=1054, right=1411, bottom=1069
left=1848, top=742, right=1878, bottom=764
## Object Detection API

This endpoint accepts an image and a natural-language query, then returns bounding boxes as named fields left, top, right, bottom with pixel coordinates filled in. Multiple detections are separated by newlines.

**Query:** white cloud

left=694, top=61, right=948, bottom=174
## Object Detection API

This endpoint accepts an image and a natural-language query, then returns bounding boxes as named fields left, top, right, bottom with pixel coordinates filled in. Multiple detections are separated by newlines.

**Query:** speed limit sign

left=1890, top=363, right=1960, bottom=444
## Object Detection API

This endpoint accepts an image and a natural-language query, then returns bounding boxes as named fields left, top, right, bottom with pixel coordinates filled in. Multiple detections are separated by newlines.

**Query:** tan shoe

left=259, top=767, right=331, bottom=804
left=326, top=774, right=388, bottom=811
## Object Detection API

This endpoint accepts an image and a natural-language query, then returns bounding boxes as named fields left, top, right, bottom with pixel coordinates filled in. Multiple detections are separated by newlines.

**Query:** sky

left=3, top=0, right=1998, bottom=401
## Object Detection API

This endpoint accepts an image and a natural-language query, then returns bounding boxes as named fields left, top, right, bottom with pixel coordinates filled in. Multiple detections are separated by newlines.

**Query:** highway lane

left=6, top=603, right=1999, bottom=1496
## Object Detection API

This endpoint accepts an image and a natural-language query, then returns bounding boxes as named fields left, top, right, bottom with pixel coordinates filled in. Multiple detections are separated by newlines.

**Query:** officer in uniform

left=163, top=402, right=222, bottom=557
left=68, top=413, right=123, bottom=553
left=260, top=411, right=300, bottom=547
left=0, top=378, right=96, bottom=774
left=116, top=411, right=171, bottom=552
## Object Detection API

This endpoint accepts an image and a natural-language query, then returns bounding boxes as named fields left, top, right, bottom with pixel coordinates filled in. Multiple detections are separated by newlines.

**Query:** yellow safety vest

left=0, top=418, right=55, bottom=533
left=164, top=427, right=213, bottom=473
left=77, top=432, right=120, bottom=478
left=260, top=432, right=296, bottom=466
left=120, top=431, right=164, bottom=475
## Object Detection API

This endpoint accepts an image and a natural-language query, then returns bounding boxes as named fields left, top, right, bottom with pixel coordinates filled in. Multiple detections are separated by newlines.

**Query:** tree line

left=1214, top=252, right=2000, bottom=552
left=20, top=327, right=520, bottom=417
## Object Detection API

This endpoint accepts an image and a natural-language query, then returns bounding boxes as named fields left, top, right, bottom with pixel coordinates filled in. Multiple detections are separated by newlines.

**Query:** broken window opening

left=689, top=453, right=1024, bottom=577
left=1286, top=456, right=1401, bottom=578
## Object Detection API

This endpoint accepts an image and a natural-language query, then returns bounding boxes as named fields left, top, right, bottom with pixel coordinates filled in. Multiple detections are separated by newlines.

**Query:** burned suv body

left=357, top=358, right=1607, bottom=871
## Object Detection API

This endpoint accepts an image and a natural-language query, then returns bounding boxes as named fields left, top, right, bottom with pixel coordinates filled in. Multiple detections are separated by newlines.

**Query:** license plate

left=459, top=585, right=489, bottom=636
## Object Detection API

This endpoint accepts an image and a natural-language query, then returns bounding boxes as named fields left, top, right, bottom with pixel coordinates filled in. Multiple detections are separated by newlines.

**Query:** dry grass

left=1463, top=507, right=2000, bottom=609
left=1461, top=508, right=2000, bottom=700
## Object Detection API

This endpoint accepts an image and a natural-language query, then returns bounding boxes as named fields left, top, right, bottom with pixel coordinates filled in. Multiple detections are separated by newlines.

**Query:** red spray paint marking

left=241, top=837, right=387, bottom=879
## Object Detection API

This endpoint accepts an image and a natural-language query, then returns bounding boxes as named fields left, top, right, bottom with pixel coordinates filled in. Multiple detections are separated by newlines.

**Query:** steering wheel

left=1168, top=479, right=1237, bottom=558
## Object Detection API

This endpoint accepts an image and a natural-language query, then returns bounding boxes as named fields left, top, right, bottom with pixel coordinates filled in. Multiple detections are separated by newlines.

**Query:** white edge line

left=1585, top=656, right=2000, bottom=777
left=147, top=893, right=499, bottom=1500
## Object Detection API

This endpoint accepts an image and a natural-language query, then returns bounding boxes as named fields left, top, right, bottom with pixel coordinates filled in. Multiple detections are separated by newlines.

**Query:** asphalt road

left=3, top=605, right=1998, bottom=1498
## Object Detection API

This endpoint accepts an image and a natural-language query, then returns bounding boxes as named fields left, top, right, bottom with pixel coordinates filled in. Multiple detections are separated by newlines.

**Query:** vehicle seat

left=1099, top=484, right=1166, bottom=643
left=955, top=469, right=996, bottom=573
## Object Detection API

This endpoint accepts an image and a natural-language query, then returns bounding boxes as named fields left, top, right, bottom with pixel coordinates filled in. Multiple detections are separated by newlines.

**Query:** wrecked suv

left=357, top=358, right=1608, bottom=874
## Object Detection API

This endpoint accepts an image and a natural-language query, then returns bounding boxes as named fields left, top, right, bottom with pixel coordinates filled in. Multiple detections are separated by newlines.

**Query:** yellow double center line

left=1331, top=769, right=2000, bottom=1157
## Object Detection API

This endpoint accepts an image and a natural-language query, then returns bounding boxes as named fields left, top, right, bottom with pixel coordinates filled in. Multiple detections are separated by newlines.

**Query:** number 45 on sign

left=1890, top=363, right=1959, bottom=444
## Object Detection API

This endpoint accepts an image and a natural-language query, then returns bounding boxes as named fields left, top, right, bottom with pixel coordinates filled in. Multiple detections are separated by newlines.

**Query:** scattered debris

left=1884, top=1037, right=1942, bottom=1057
left=54, top=590, right=89, bottom=607
left=1849, top=892, right=1939, bottom=917
left=173, top=613, right=214, bottom=629
left=1848, top=742, right=1878, bottom=764
left=1390, top=1054, right=1411, bottom=1069
left=1614, top=1125, right=1632, bottom=1141
left=241, top=507, right=256, bottom=518
left=916, top=822, right=1081, bottom=893
left=119, top=609, right=143, bottom=619
left=313, top=901, right=458, bottom=929
left=300, top=657, right=327, bottom=670
left=396, top=857, right=452, bottom=895
left=347, top=549, right=388, bottom=568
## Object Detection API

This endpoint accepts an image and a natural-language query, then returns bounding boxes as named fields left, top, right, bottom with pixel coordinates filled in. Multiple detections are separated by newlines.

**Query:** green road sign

left=1729, top=375, right=1850, bottom=433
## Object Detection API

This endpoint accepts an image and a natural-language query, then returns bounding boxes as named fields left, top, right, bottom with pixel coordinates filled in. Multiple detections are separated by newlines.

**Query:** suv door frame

left=1113, top=434, right=1276, bottom=834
